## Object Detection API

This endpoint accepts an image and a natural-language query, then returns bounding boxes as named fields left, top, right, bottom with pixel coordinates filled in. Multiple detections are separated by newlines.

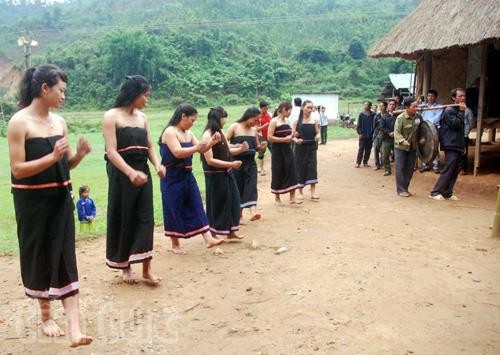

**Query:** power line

left=0, top=12, right=408, bottom=41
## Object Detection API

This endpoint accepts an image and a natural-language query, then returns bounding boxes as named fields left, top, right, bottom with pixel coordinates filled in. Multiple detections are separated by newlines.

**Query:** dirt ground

left=0, top=138, right=499, bottom=354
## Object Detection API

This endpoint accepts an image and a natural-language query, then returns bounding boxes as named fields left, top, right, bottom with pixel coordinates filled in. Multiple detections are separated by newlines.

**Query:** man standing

left=419, top=89, right=443, bottom=173
left=380, top=99, right=396, bottom=176
left=257, top=100, right=272, bottom=175
left=372, top=101, right=387, bottom=170
left=355, top=101, right=375, bottom=168
left=430, top=88, right=467, bottom=200
left=289, top=97, right=302, bottom=127
left=459, top=105, right=474, bottom=175
left=319, top=106, right=329, bottom=145
left=394, top=97, right=421, bottom=197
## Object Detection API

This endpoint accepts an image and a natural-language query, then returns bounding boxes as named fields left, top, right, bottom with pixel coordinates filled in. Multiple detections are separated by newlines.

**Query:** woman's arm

left=225, top=123, right=236, bottom=141
left=143, top=113, right=165, bottom=178
left=163, top=127, right=200, bottom=159
left=314, top=121, right=321, bottom=142
left=103, top=110, right=148, bottom=186
left=64, top=114, right=91, bottom=170
left=268, top=119, right=292, bottom=143
left=267, top=118, right=278, bottom=143
left=202, top=130, right=238, bottom=169
left=255, top=127, right=267, bottom=151
left=8, top=114, right=68, bottom=179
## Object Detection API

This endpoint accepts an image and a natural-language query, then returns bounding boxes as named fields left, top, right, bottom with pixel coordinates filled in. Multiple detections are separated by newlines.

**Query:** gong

left=416, top=120, right=439, bottom=164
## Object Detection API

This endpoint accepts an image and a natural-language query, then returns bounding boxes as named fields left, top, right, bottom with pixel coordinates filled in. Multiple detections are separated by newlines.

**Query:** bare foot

left=274, top=200, right=284, bottom=206
left=311, top=195, right=320, bottom=201
left=41, top=319, right=65, bottom=337
left=171, top=246, right=187, bottom=255
left=70, top=332, right=93, bottom=348
left=290, top=199, right=303, bottom=205
left=227, top=233, right=245, bottom=240
left=143, top=271, right=162, bottom=286
left=206, top=238, right=224, bottom=248
left=250, top=213, right=261, bottom=221
left=122, top=268, right=139, bottom=284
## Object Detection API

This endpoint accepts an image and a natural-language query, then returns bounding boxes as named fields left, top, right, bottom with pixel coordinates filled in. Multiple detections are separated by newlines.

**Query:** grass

left=0, top=105, right=357, bottom=254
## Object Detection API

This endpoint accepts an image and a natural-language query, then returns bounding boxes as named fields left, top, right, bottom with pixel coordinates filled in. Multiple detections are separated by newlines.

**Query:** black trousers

left=394, top=148, right=416, bottom=193
left=373, top=137, right=382, bottom=167
left=356, top=138, right=373, bottom=165
left=320, top=126, right=328, bottom=144
left=459, top=137, right=469, bottom=172
left=431, top=150, right=461, bottom=198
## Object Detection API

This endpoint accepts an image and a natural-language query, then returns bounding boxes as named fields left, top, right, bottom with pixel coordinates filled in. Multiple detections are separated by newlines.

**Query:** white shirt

left=289, top=106, right=301, bottom=126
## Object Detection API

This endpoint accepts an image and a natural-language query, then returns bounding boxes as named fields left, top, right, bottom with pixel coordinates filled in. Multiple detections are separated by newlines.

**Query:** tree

left=348, top=39, right=366, bottom=60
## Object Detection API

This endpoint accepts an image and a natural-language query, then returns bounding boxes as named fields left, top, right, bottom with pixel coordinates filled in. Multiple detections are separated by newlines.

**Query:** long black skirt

left=232, top=157, right=258, bottom=208
left=295, top=143, right=318, bottom=187
left=14, top=193, right=79, bottom=300
left=205, top=171, right=240, bottom=234
left=106, top=160, right=154, bottom=269
left=271, top=143, right=299, bottom=194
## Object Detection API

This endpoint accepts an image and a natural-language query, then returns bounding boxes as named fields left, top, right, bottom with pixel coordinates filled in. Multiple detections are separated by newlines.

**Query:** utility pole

left=17, top=35, right=38, bottom=69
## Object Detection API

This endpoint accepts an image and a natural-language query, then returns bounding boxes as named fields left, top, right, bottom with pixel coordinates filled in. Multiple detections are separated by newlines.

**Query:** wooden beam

left=473, top=44, right=488, bottom=176
left=422, top=52, right=432, bottom=95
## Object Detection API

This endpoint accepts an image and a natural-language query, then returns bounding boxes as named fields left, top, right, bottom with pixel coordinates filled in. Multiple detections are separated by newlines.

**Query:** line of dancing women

left=7, top=64, right=321, bottom=347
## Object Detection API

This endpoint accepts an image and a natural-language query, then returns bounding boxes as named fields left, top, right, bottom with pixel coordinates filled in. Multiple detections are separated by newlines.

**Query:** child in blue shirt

left=77, top=185, right=96, bottom=231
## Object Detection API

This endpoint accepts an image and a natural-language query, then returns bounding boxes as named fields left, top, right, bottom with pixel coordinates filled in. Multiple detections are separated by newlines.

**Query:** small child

left=77, top=185, right=96, bottom=232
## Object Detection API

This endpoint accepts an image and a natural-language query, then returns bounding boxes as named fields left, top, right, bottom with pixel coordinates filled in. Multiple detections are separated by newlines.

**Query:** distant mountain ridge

left=0, top=0, right=420, bottom=108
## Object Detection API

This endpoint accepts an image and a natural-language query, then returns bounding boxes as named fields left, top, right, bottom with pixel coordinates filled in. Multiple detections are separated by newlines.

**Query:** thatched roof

left=369, top=0, right=500, bottom=59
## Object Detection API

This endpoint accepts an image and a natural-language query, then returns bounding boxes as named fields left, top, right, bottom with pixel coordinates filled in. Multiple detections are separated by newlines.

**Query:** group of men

left=355, top=88, right=473, bottom=200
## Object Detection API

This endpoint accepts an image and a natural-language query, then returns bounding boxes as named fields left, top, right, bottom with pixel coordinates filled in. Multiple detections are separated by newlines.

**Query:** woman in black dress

left=8, top=64, right=92, bottom=347
left=226, top=107, right=267, bottom=223
left=268, top=101, right=301, bottom=205
left=103, top=75, right=164, bottom=285
left=201, top=107, right=248, bottom=239
left=293, top=100, right=321, bottom=200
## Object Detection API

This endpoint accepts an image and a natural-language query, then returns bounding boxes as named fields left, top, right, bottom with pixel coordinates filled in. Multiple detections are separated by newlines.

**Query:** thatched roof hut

left=368, top=0, right=500, bottom=176
left=369, top=0, right=500, bottom=59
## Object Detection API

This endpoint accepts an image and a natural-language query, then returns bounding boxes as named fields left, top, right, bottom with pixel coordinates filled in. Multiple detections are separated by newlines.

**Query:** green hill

left=0, top=0, right=419, bottom=110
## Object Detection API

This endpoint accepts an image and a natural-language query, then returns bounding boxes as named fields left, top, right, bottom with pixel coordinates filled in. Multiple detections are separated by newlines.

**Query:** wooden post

left=493, top=185, right=500, bottom=238
left=473, top=45, right=488, bottom=176
left=422, top=52, right=432, bottom=95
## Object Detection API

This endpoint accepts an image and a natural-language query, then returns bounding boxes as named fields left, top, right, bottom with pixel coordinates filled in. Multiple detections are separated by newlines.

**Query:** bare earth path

left=0, top=139, right=498, bottom=354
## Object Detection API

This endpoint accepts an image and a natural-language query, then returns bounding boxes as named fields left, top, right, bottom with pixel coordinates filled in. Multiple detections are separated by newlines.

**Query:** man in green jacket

left=394, top=97, right=422, bottom=197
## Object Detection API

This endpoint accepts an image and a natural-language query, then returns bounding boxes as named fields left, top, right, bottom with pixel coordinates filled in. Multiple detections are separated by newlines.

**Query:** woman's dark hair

left=277, top=101, right=292, bottom=114
left=237, top=107, right=261, bottom=123
left=204, top=106, right=227, bottom=134
left=112, top=75, right=151, bottom=108
left=19, top=64, right=68, bottom=109
left=297, top=99, right=313, bottom=131
left=158, top=103, right=198, bottom=144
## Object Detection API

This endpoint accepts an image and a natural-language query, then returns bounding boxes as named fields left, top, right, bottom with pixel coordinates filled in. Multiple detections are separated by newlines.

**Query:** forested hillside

left=0, top=0, right=419, bottom=109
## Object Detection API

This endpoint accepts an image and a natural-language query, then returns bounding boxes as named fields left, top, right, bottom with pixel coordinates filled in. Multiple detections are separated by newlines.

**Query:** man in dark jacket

left=380, top=99, right=397, bottom=176
left=429, top=88, right=467, bottom=200
left=355, top=101, right=375, bottom=168
left=372, top=101, right=387, bottom=170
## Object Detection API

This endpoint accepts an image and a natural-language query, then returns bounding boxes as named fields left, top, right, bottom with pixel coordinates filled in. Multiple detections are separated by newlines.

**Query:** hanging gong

left=416, top=120, right=439, bottom=164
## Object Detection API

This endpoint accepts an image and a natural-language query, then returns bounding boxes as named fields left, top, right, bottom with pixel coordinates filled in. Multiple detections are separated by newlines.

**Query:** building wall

left=430, top=48, right=468, bottom=103
left=291, top=94, right=339, bottom=121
